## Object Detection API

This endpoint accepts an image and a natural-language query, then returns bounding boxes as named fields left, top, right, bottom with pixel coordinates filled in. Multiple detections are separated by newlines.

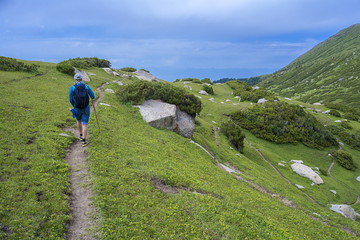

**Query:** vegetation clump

left=231, top=101, right=337, bottom=148
left=56, top=57, right=111, bottom=75
left=174, top=78, right=202, bottom=84
left=332, top=150, right=356, bottom=170
left=221, top=121, right=245, bottom=153
left=202, top=84, right=214, bottom=95
left=0, top=56, right=39, bottom=72
left=118, top=81, right=202, bottom=115
left=226, top=80, right=278, bottom=102
left=121, top=67, right=137, bottom=72
left=201, top=78, right=212, bottom=85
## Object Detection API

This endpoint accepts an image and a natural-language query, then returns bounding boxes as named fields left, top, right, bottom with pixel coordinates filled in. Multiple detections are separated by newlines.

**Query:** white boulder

left=330, top=204, right=357, bottom=220
left=295, top=184, right=305, bottom=189
left=258, top=98, right=267, bottom=104
left=356, top=176, right=360, bottom=182
left=134, top=70, right=159, bottom=82
left=198, top=90, right=208, bottom=95
left=105, top=89, right=115, bottom=93
left=330, top=190, right=337, bottom=195
left=135, top=100, right=195, bottom=138
left=291, top=162, right=324, bottom=184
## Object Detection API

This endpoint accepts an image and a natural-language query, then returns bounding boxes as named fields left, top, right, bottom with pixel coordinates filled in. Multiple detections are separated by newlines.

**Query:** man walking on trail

left=69, top=73, right=95, bottom=147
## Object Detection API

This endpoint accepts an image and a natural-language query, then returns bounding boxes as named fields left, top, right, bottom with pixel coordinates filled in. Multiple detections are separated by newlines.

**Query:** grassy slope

left=1, top=61, right=359, bottom=239
left=260, top=24, right=360, bottom=107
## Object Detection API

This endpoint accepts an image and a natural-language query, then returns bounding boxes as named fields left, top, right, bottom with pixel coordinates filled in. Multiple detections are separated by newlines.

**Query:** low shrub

left=203, top=85, right=214, bottom=95
left=0, top=56, right=39, bottom=72
left=117, top=81, right=202, bottom=115
left=226, top=80, right=278, bottom=102
left=56, top=61, right=74, bottom=75
left=329, top=109, right=341, bottom=117
left=231, top=101, right=337, bottom=148
left=221, top=121, right=245, bottom=153
left=332, top=150, right=356, bottom=170
left=121, top=67, right=137, bottom=72
left=344, top=112, right=359, bottom=121
left=56, top=57, right=111, bottom=75
left=201, top=78, right=212, bottom=85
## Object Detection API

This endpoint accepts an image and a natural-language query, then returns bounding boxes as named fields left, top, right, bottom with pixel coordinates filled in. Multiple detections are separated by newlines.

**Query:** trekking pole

left=91, top=99, right=102, bottom=140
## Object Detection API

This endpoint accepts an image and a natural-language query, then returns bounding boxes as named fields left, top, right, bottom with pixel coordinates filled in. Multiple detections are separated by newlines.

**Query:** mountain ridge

left=259, top=23, right=360, bottom=107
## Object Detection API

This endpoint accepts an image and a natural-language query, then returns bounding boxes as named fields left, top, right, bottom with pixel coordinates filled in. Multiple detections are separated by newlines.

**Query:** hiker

left=69, top=73, right=95, bottom=147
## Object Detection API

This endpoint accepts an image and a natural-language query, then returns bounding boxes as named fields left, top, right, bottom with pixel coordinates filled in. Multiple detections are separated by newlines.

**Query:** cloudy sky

left=0, top=0, right=359, bottom=81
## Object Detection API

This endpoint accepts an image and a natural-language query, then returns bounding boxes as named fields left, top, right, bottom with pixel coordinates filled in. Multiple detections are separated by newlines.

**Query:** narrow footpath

left=64, top=84, right=105, bottom=240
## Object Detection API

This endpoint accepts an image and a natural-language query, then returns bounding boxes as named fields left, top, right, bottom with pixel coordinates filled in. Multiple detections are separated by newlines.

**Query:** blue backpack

left=72, top=84, right=89, bottom=109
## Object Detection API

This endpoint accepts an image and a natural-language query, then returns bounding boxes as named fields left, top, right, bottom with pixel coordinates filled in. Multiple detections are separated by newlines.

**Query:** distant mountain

left=213, top=74, right=270, bottom=86
left=260, top=24, right=360, bottom=108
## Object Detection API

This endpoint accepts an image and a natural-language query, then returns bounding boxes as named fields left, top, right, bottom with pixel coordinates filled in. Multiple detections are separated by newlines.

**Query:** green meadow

left=0, top=60, right=359, bottom=239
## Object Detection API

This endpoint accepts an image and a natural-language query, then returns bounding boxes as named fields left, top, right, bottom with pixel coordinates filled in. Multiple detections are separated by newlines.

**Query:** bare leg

left=77, top=121, right=82, bottom=137
left=82, top=124, right=88, bottom=140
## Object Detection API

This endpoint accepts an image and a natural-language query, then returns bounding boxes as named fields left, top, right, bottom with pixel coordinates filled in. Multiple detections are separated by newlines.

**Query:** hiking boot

left=82, top=140, right=89, bottom=147
left=79, top=134, right=84, bottom=141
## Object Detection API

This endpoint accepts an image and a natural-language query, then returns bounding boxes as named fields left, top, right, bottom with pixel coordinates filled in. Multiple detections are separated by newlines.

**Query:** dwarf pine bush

left=118, top=81, right=202, bottom=115
left=332, top=150, right=356, bottom=170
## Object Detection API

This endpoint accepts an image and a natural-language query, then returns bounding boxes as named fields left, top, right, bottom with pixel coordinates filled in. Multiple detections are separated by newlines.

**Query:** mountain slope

left=1, top=59, right=360, bottom=239
left=260, top=24, right=360, bottom=107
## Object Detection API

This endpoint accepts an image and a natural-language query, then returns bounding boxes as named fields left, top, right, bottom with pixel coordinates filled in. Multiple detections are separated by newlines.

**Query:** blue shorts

left=74, top=106, right=90, bottom=125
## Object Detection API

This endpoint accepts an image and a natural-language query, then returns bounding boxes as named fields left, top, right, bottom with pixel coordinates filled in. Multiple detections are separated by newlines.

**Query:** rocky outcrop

left=103, top=68, right=118, bottom=76
left=135, top=100, right=195, bottom=138
left=134, top=70, right=159, bottom=82
left=74, top=68, right=90, bottom=82
left=198, top=90, right=208, bottom=95
left=330, top=204, right=357, bottom=220
left=291, top=162, right=324, bottom=184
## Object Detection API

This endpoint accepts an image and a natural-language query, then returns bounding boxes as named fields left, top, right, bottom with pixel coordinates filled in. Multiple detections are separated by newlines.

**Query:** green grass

left=1, top=60, right=360, bottom=239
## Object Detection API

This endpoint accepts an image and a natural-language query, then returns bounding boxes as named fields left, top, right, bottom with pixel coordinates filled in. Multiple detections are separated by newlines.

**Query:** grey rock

left=258, top=98, right=267, bottom=104
left=291, top=162, right=324, bottom=184
left=59, top=133, right=70, bottom=137
left=74, top=68, right=90, bottom=82
left=134, top=70, right=159, bottom=82
left=198, top=90, right=208, bottom=95
left=175, top=106, right=195, bottom=138
left=102, top=68, right=118, bottom=76
left=135, top=100, right=195, bottom=138
left=105, top=89, right=115, bottom=93
left=295, top=184, right=305, bottom=189
left=357, top=176, right=360, bottom=182
left=330, top=190, right=337, bottom=195
left=330, top=204, right=357, bottom=220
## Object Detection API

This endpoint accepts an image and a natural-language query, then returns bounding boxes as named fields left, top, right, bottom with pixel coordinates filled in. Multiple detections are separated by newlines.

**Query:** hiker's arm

left=69, top=86, right=75, bottom=107
left=87, top=86, right=95, bottom=99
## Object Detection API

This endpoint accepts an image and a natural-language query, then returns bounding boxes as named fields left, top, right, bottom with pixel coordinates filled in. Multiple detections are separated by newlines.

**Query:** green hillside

left=260, top=24, right=360, bottom=107
left=1, top=59, right=360, bottom=239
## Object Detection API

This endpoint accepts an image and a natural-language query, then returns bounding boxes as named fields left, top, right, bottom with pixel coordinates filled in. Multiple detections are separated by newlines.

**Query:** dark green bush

left=319, top=168, right=328, bottom=176
left=56, top=57, right=111, bottom=75
left=340, top=121, right=352, bottom=129
left=121, top=67, right=137, bottom=72
left=203, top=85, right=214, bottom=95
left=221, top=121, right=245, bottom=153
left=56, top=61, right=74, bottom=75
left=329, top=109, right=341, bottom=117
left=0, top=56, right=39, bottom=72
left=226, top=80, right=278, bottom=102
left=201, top=78, right=212, bottom=85
left=117, top=81, right=202, bottom=115
left=332, top=150, right=356, bottom=170
left=231, top=101, right=337, bottom=148
left=344, top=112, right=359, bottom=121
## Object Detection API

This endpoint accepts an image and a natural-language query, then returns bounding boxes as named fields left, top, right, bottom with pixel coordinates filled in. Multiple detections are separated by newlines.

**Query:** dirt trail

left=64, top=83, right=105, bottom=240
